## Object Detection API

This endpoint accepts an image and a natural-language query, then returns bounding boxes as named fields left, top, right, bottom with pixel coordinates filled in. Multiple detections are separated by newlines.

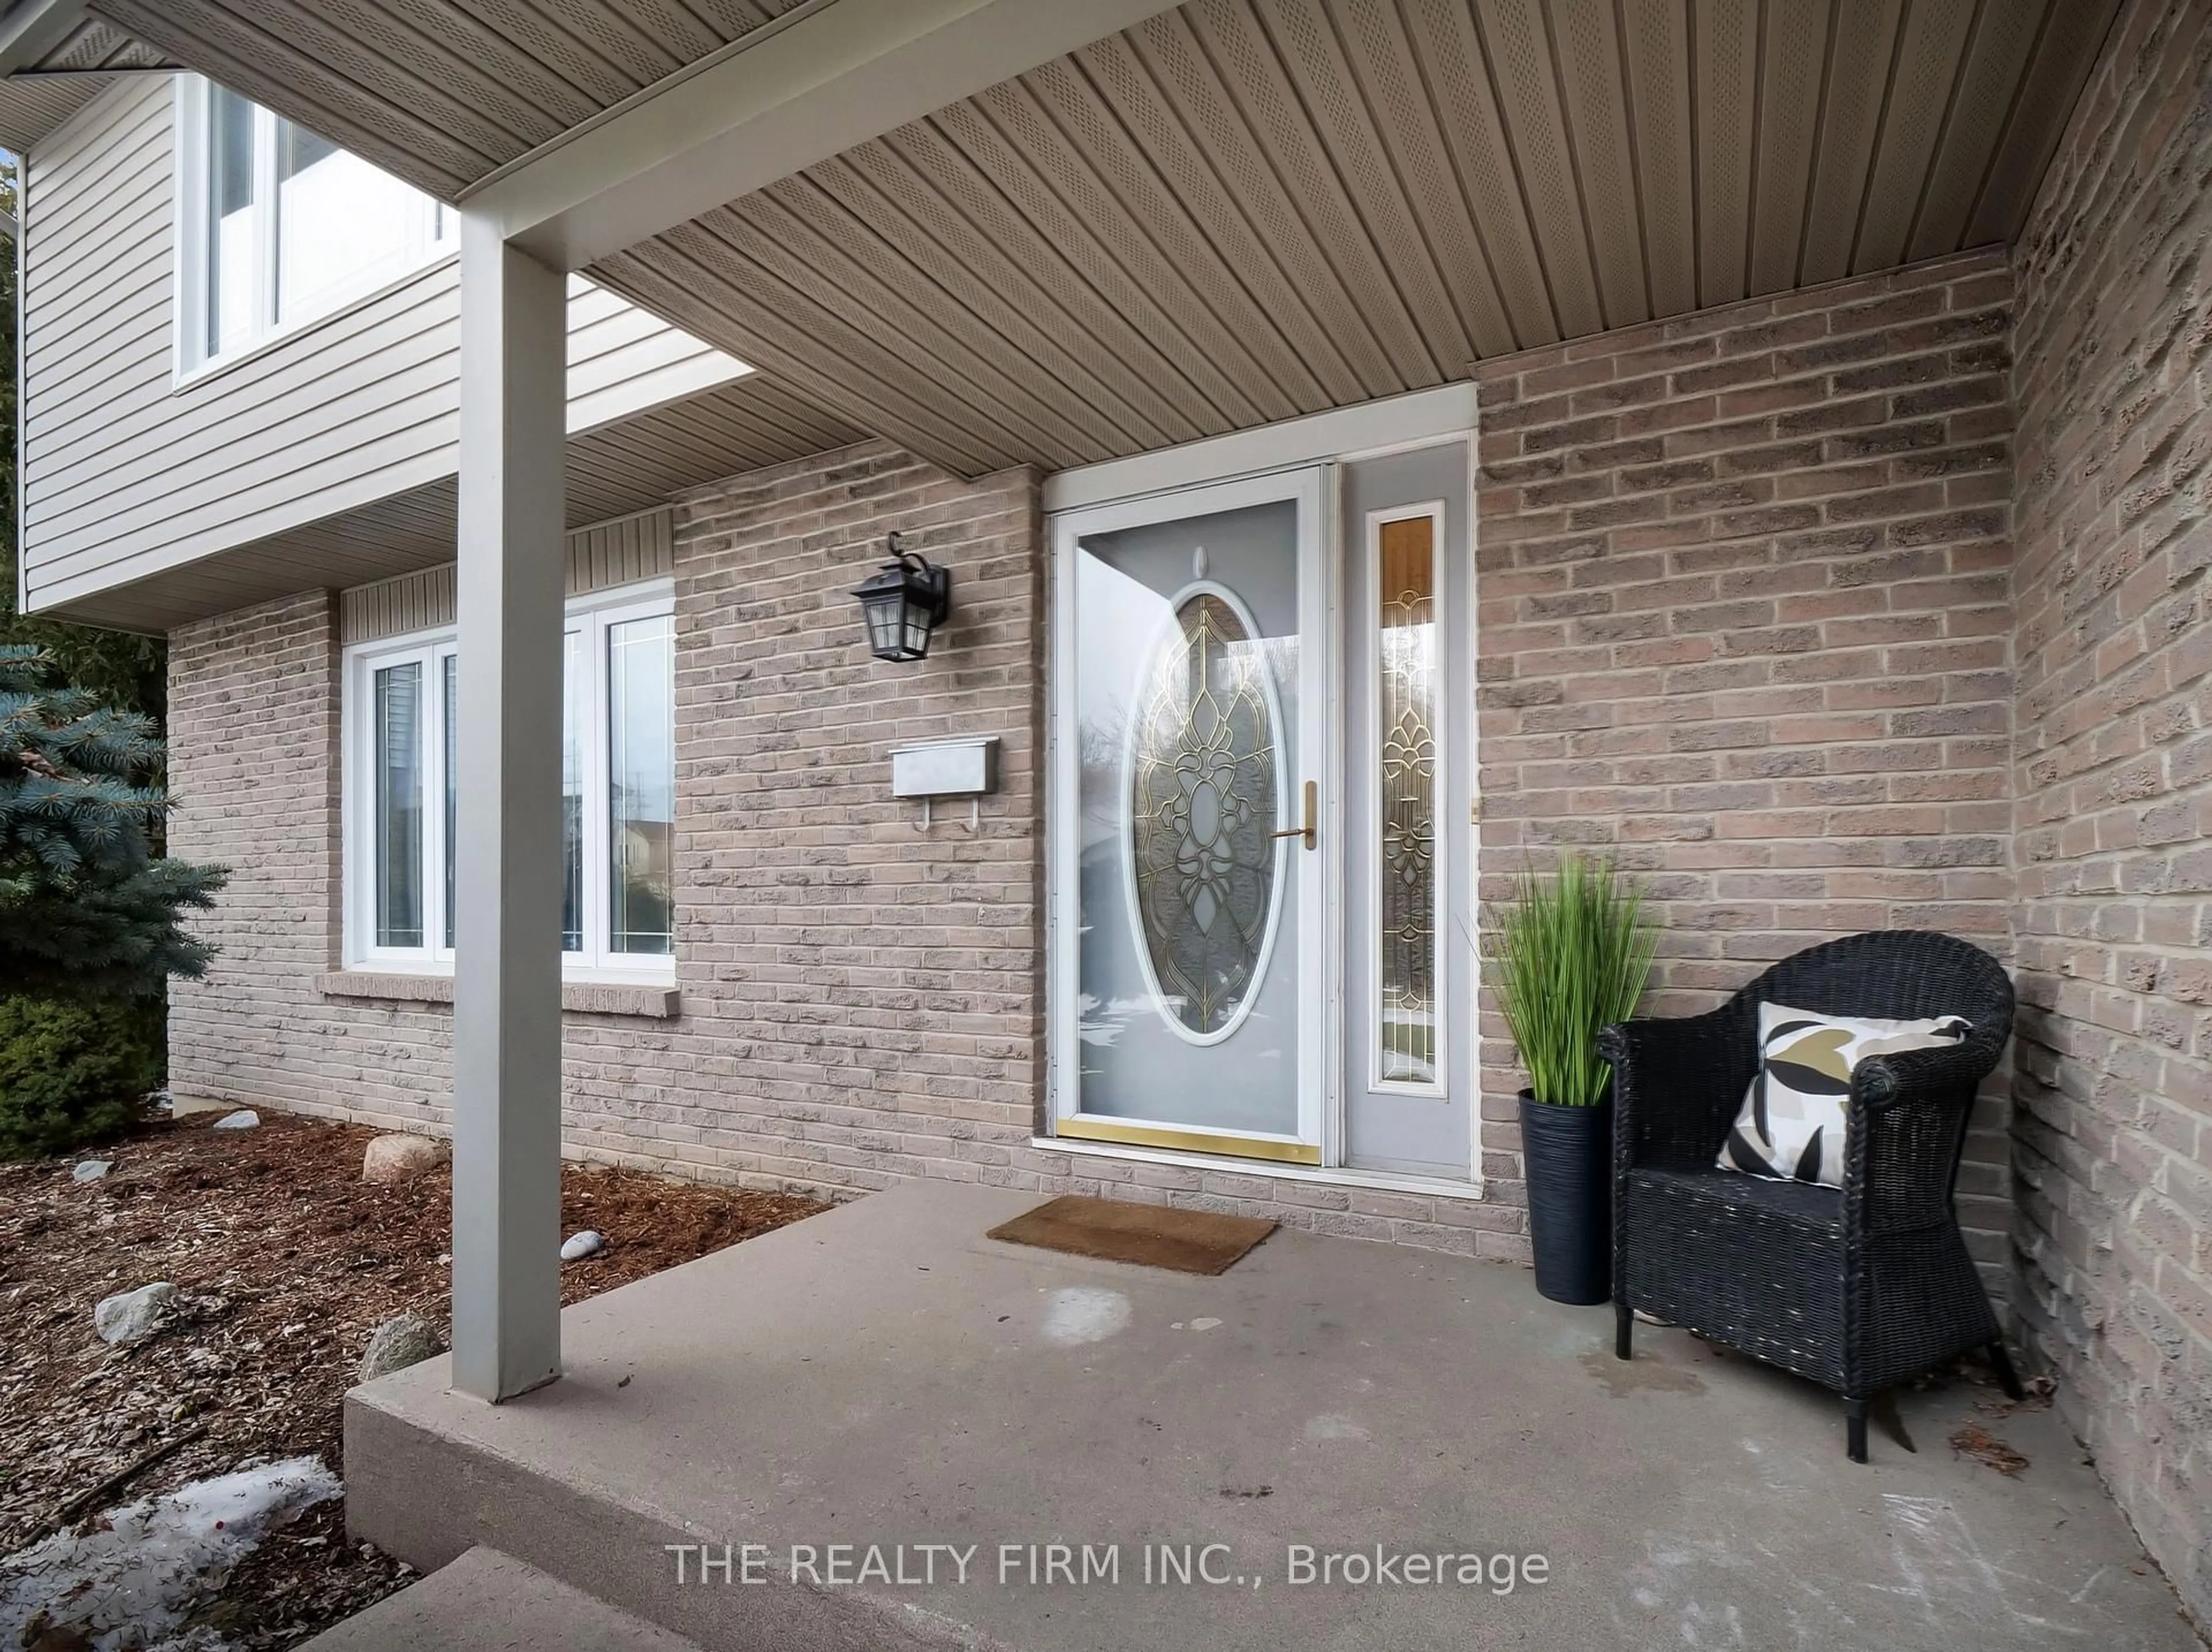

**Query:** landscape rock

left=361, top=1133, right=446, bottom=1185
left=94, top=1282, right=179, bottom=1347
left=211, top=1110, right=260, bottom=1131
left=71, top=1160, right=112, bottom=1184
left=357, top=1312, right=446, bottom=1383
left=560, top=1230, right=606, bottom=1261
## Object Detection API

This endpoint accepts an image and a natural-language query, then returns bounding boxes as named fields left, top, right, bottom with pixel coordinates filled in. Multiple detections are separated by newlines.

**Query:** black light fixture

left=852, top=532, right=950, bottom=662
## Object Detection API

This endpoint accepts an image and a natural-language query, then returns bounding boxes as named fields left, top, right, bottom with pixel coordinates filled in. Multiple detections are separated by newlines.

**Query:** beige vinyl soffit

left=455, top=0, right=1189, bottom=270
left=585, top=0, right=2113, bottom=482
left=338, top=508, right=674, bottom=645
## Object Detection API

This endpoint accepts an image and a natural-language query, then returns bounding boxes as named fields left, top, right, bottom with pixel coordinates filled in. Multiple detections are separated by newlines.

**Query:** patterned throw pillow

left=1717, top=1002, right=1971, bottom=1189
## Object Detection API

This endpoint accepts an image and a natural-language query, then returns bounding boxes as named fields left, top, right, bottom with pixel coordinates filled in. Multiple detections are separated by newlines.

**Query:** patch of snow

left=0, top=1457, right=339, bottom=1652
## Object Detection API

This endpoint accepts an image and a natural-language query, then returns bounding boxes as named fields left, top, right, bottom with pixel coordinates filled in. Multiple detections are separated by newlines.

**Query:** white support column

left=450, top=212, right=567, bottom=1402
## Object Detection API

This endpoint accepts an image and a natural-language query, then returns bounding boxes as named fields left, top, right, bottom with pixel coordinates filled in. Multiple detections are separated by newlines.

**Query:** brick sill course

left=316, top=971, right=680, bottom=1020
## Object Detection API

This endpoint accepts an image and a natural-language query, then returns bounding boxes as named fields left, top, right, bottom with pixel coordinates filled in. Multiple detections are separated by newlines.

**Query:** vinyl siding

left=335, top=507, right=676, bottom=645
left=19, top=75, right=751, bottom=617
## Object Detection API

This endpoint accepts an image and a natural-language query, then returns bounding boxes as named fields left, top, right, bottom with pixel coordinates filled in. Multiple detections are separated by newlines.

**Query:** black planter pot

left=1519, top=1090, right=1613, bottom=1305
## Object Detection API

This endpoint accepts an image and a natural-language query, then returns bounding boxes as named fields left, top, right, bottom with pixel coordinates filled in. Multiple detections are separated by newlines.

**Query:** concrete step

left=300, top=1546, right=704, bottom=1652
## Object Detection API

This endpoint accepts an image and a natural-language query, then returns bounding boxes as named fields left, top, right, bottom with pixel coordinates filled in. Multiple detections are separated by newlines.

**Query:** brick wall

left=1471, top=250, right=2018, bottom=1278
left=2009, top=0, right=2212, bottom=1619
left=642, top=442, right=1043, bottom=1187
left=168, top=592, right=355, bottom=1114
left=169, top=446, right=1046, bottom=1179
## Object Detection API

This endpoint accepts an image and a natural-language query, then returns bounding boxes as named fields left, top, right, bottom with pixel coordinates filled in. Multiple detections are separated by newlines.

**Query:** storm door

left=1048, top=469, right=1327, bottom=1163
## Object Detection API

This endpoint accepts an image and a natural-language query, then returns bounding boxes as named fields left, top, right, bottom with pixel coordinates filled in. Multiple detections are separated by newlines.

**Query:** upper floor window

left=179, top=78, right=454, bottom=373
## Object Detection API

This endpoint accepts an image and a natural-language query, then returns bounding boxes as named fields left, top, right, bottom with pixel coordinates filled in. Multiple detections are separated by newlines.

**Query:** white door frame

left=1043, top=387, right=1483, bottom=1188
left=1047, top=465, right=1333, bottom=1164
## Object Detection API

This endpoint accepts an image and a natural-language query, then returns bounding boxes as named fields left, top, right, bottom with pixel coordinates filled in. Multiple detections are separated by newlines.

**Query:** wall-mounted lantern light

left=852, top=532, right=950, bottom=662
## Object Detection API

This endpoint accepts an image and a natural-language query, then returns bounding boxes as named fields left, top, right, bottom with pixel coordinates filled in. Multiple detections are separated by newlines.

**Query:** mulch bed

left=0, top=1111, right=827, bottom=1648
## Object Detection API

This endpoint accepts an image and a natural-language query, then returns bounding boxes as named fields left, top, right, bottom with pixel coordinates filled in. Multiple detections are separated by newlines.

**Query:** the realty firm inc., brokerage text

left=666, top=1542, right=1550, bottom=1595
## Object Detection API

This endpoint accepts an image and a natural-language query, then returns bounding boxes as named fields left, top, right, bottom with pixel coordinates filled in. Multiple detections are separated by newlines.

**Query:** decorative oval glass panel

left=1126, top=589, right=1282, bottom=1039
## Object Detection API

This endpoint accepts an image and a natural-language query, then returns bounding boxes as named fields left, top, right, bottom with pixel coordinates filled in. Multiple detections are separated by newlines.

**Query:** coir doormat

left=986, top=1195, right=1275, bottom=1275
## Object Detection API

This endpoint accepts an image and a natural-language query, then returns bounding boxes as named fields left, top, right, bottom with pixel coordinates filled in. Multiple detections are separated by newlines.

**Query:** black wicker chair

left=1597, top=930, right=2020, bottom=1462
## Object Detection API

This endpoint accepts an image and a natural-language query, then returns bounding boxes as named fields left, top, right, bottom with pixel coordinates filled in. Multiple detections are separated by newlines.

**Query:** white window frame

left=344, top=633, right=452, bottom=969
left=341, top=579, right=677, bottom=981
left=174, top=75, right=456, bottom=380
left=1363, top=499, right=1449, bottom=1100
left=574, top=589, right=679, bottom=972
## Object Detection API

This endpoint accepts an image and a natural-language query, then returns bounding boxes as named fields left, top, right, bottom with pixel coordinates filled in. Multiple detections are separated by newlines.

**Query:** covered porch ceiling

left=22, top=0, right=2119, bottom=481
left=0, top=3, right=173, bottom=151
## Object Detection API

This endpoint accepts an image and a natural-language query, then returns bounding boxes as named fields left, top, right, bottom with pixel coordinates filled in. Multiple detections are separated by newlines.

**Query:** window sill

left=173, top=253, right=459, bottom=394
left=316, top=970, right=680, bottom=1020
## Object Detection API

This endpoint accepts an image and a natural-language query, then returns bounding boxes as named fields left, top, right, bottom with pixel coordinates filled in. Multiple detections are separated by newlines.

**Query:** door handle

left=1270, top=779, right=1317, bottom=850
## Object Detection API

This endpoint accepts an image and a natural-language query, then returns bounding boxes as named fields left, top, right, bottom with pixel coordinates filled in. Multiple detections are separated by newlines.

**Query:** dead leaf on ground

left=1949, top=1424, right=2031, bottom=1475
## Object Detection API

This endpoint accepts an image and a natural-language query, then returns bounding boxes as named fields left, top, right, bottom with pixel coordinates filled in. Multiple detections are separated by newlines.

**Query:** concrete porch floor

left=343, top=1181, right=2201, bottom=1651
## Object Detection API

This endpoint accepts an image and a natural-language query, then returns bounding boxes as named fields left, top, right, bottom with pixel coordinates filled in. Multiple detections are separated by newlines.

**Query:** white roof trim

left=1041, top=384, right=1481, bottom=515
left=458, top=0, right=1183, bottom=271
left=0, top=0, right=86, bottom=76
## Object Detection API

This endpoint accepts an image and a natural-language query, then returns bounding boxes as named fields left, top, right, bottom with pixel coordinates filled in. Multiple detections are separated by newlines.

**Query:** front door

left=1048, top=445, right=1474, bottom=1180
left=1050, top=469, right=1328, bottom=1164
